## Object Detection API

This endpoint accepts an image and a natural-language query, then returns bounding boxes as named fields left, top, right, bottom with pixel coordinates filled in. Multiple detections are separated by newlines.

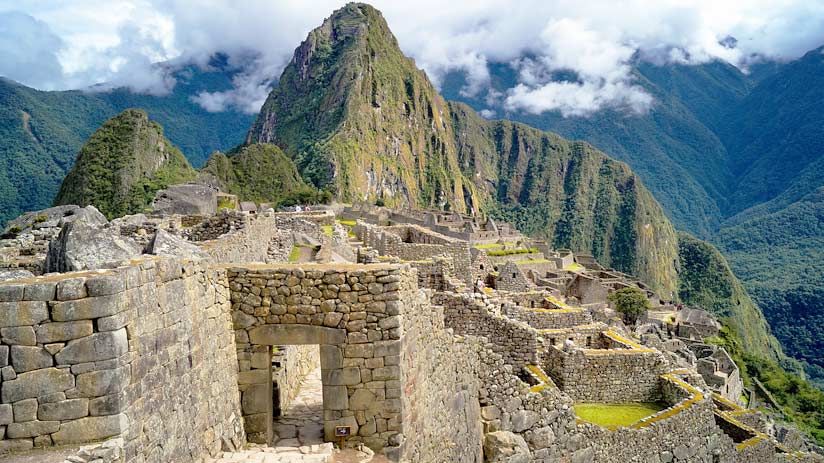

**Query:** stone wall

left=183, top=210, right=246, bottom=242
left=0, top=257, right=244, bottom=461
left=503, top=305, right=592, bottom=330
left=435, top=292, right=538, bottom=370
left=199, top=214, right=320, bottom=265
left=544, top=344, right=668, bottom=402
left=354, top=222, right=472, bottom=286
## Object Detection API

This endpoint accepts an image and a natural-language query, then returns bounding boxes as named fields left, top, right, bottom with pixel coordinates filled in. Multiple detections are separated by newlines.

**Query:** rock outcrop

left=151, top=183, right=217, bottom=216
left=147, top=229, right=208, bottom=260
left=45, top=221, right=141, bottom=273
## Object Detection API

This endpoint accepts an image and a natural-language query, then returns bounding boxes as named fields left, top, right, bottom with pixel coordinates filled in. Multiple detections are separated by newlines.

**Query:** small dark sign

left=335, top=425, right=352, bottom=437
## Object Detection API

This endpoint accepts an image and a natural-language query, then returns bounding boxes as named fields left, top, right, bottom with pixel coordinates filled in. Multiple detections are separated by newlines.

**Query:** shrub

left=608, top=286, right=651, bottom=325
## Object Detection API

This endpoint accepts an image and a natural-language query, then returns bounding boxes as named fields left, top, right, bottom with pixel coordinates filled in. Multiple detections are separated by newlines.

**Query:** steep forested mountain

left=0, top=59, right=253, bottom=224
left=441, top=46, right=824, bottom=387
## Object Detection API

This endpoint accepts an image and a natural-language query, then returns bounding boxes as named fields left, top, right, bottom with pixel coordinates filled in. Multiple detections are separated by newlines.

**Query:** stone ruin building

left=0, top=195, right=820, bottom=463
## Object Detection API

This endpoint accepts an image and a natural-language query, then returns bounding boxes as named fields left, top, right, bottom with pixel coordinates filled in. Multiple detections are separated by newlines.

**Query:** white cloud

left=1, top=0, right=823, bottom=115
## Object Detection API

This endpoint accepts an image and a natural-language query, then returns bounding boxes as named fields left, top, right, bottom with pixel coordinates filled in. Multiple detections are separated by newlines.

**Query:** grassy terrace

left=575, top=403, right=668, bottom=430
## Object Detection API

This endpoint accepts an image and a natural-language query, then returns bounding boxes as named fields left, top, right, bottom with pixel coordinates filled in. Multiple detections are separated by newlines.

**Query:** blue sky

left=2, top=1, right=824, bottom=116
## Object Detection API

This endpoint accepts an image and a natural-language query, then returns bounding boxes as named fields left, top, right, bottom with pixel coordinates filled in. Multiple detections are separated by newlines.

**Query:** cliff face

left=247, top=3, right=678, bottom=294
left=53, top=109, right=195, bottom=218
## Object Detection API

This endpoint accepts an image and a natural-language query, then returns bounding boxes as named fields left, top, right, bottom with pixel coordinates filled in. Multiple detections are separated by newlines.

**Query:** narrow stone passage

left=272, top=368, right=324, bottom=447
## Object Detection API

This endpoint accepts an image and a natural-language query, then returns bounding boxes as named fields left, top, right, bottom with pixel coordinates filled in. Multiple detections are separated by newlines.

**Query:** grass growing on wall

left=574, top=403, right=667, bottom=430
left=288, top=246, right=301, bottom=262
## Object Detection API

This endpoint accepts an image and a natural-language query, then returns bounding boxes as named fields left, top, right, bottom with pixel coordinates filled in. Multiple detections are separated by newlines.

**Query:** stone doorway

left=270, top=345, right=324, bottom=447
left=238, top=325, right=350, bottom=446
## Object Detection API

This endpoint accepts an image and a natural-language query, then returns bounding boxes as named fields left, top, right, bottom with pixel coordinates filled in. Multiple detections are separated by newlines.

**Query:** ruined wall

left=0, top=257, right=243, bottom=461
left=503, top=306, right=592, bottom=330
left=436, top=292, right=538, bottom=370
left=545, top=345, right=668, bottom=402
left=200, top=214, right=319, bottom=264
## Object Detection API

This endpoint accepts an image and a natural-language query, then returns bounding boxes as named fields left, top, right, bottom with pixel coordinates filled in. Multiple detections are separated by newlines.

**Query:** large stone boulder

left=484, top=431, right=530, bottom=463
left=46, top=221, right=142, bottom=273
left=147, top=229, right=208, bottom=260
left=3, top=205, right=106, bottom=236
left=151, top=183, right=217, bottom=216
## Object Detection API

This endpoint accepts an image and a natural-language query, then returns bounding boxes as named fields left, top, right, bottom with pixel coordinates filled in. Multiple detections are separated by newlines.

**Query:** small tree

left=608, top=287, right=651, bottom=325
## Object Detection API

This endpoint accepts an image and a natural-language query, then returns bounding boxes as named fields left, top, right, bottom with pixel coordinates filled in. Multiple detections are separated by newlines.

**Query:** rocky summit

left=0, top=2, right=822, bottom=463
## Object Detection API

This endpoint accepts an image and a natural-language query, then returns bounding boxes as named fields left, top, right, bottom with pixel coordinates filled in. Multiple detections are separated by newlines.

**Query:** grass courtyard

left=574, top=402, right=668, bottom=430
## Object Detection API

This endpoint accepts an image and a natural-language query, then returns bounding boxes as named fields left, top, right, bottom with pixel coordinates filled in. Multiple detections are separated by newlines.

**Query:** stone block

left=372, top=366, right=400, bottom=381
left=75, top=367, right=129, bottom=397
left=22, top=282, right=56, bottom=301
left=322, top=386, right=348, bottom=410
left=89, top=393, right=124, bottom=416
left=320, top=345, right=343, bottom=369
left=10, top=346, right=53, bottom=373
left=0, top=327, right=35, bottom=346
left=51, top=294, right=126, bottom=322
left=0, top=346, right=8, bottom=367
left=0, top=439, right=33, bottom=454
left=241, top=384, right=271, bottom=415
left=0, top=301, right=48, bottom=328
left=349, top=388, right=375, bottom=411
left=13, top=399, right=37, bottom=422
left=2, top=368, right=74, bottom=403
left=56, top=278, right=87, bottom=301
left=51, top=414, right=128, bottom=445
left=0, top=284, right=24, bottom=303
left=39, top=399, right=89, bottom=421
left=248, top=324, right=346, bottom=345
left=237, top=369, right=269, bottom=385
left=36, top=321, right=94, bottom=344
left=55, top=328, right=128, bottom=365
left=373, top=340, right=401, bottom=357
left=6, top=420, right=59, bottom=438
left=85, top=275, right=126, bottom=297
left=344, top=344, right=373, bottom=358
left=0, top=405, right=11, bottom=425
left=322, top=367, right=361, bottom=386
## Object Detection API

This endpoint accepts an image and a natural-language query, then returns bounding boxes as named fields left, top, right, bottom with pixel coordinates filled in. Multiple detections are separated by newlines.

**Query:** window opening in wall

left=550, top=338, right=556, bottom=345
left=480, top=264, right=484, bottom=270
left=586, top=336, right=592, bottom=347
left=512, top=273, right=517, bottom=278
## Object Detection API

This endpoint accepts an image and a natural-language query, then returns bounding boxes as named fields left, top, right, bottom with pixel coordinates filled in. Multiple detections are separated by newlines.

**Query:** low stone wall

left=354, top=222, right=472, bottom=286
left=0, top=257, right=244, bottom=461
left=435, top=292, right=538, bottom=370
left=274, top=211, right=335, bottom=227
left=183, top=211, right=246, bottom=242
left=545, top=344, right=668, bottom=402
left=199, top=214, right=320, bottom=264
left=503, top=305, right=592, bottom=330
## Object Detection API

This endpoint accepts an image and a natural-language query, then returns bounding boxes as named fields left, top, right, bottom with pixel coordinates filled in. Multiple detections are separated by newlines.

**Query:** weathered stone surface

left=0, top=301, right=48, bottom=328
left=45, top=221, right=141, bottom=273
left=151, top=183, right=217, bottom=216
left=349, top=388, right=375, bottom=411
left=55, top=329, right=128, bottom=364
left=10, top=346, right=53, bottom=373
left=241, top=384, right=270, bottom=415
left=0, top=270, right=34, bottom=283
left=36, top=321, right=94, bottom=344
left=321, top=367, right=360, bottom=386
left=148, top=229, right=209, bottom=260
left=249, top=325, right=346, bottom=345
left=75, top=367, right=129, bottom=397
left=38, top=398, right=89, bottom=421
left=511, top=410, right=539, bottom=433
left=13, top=398, right=37, bottom=422
left=51, top=294, right=126, bottom=322
left=1, top=326, right=36, bottom=345
left=1, top=367, right=74, bottom=403
left=22, top=281, right=56, bottom=301
left=56, top=278, right=87, bottom=301
left=6, top=420, right=60, bottom=438
left=58, top=205, right=108, bottom=228
left=322, top=385, right=348, bottom=410
left=88, top=393, right=124, bottom=416
left=484, top=431, right=531, bottom=463
left=0, top=404, right=12, bottom=425
left=51, top=414, right=128, bottom=445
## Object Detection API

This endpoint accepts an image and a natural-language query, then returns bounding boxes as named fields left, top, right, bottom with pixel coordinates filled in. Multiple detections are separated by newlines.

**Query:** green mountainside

left=53, top=109, right=196, bottom=218
left=247, top=3, right=681, bottom=297
left=0, top=61, right=253, bottom=225
left=200, top=143, right=326, bottom=205
left=441, top=50, right=824, bottom=387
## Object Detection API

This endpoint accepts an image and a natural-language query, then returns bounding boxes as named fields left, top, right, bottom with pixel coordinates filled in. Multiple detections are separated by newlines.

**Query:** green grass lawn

left=574, top=403, right=667, bottom=430
left=322, top=225, right=334, bottom=236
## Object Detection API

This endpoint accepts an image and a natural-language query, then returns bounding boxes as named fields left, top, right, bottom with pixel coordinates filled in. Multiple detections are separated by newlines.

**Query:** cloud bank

left=2, top=0, right=824, bottom=116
